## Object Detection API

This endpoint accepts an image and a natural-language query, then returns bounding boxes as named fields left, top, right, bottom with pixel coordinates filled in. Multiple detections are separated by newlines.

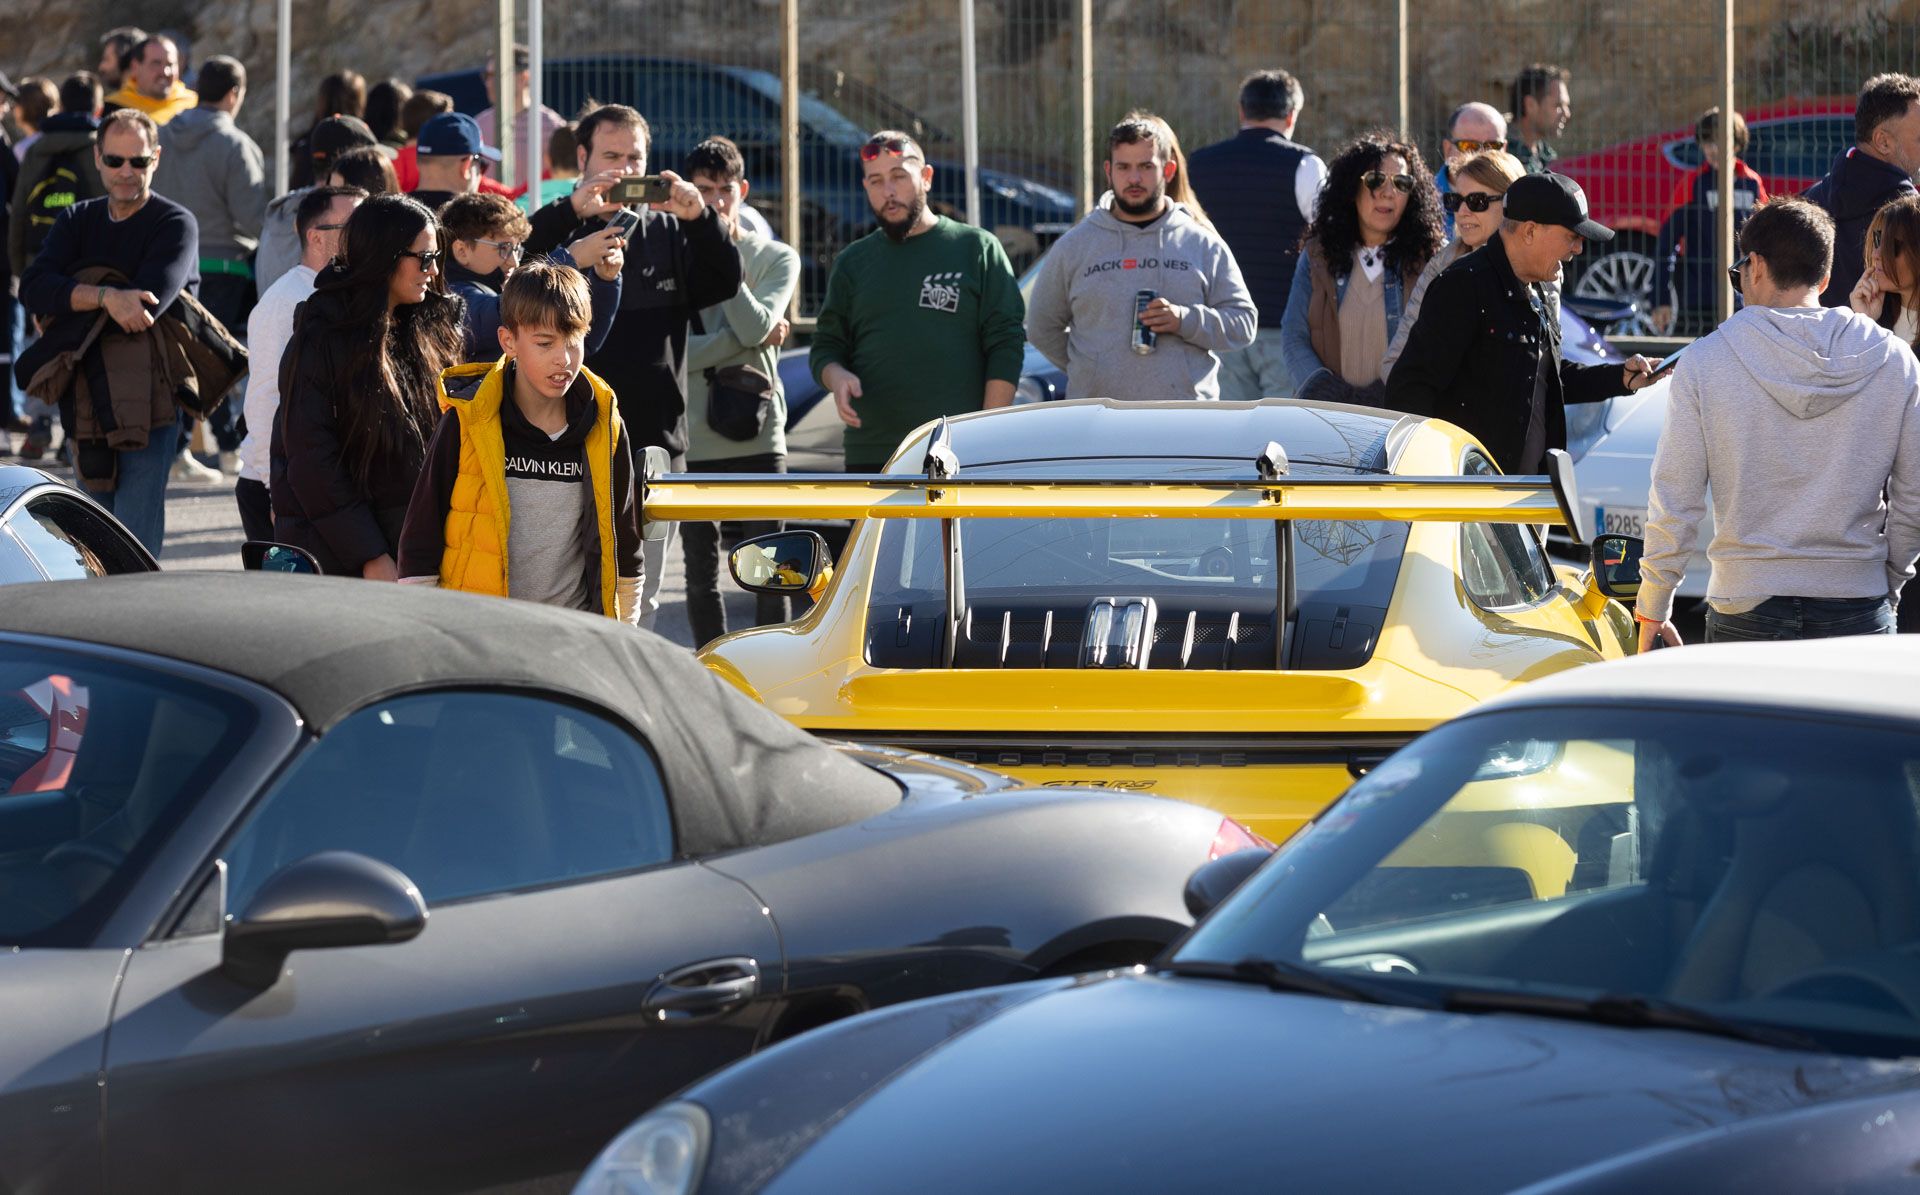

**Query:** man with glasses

left=441, top=190, right=624, bottom=363
left=1189, top=70, right=1327, bottom=400
left=1386, top=172, right=1661, bottom=474
left=1637, top=197, right=1920, bottom=649
left=1028, top=115, right=1255, bottom=402
left=409, top=112, right=499, bottom=212
left=236, top=184, right=365, bottom=542
left=812, top=130, right=1026, bottom=471
left=19, top=108, right=201, bottom=554
left=1434, top=102, right=1507, bottom=237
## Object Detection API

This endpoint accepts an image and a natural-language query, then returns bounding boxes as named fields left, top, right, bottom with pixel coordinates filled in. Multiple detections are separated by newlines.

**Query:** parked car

left=1554, top=100, right=1854, bottom=332
left=647, top=397, right=1637, bottom=845
left=0, top=464, right=156, bottom=582
left=416, top=56, right=1076, bottom=301
left=578, top=628, right=1920, bottom=1195
left=0, top=573, right=1255, bottom=1193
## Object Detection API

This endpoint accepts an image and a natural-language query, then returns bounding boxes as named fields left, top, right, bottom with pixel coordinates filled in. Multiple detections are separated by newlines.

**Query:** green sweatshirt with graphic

left=809, top=217, right=1027, bottom=466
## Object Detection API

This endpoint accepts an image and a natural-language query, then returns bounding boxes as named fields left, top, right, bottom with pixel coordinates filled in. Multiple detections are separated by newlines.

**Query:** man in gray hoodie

left=1637, top=196, right=1920, bottom=650
left=1026, top=115, right=1256, bottom=402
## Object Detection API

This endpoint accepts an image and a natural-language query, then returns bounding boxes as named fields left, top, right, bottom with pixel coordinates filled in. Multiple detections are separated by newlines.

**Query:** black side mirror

left=1590, top=534, right=1645, bottom=600
left=729, top=530, right=829, bottom=595
left=1183, top=849, right=1270, bottom=920
left=223, top=851, right=427, bottom=989
left=242, top=541, right=322, bottom=573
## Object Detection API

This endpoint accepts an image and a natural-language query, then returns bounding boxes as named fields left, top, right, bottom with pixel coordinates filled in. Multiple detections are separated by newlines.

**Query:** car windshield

left=1177, top=705, right=1920, bottom=1057
left=863, top=460, right=1409, bottom=670
left=0, top=643, right=258, bottom=947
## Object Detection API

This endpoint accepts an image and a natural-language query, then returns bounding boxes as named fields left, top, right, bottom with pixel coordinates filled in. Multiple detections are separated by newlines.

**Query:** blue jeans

left=1705, top=595, right=1894, bottom=642
left=95, top=429, right=177, bottom=557
left=1216, top=327, right=1293, bottom=402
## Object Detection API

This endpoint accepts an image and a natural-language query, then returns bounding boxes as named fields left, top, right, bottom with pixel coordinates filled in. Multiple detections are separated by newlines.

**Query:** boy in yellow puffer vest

left=398, top=262, right=643, bottom=621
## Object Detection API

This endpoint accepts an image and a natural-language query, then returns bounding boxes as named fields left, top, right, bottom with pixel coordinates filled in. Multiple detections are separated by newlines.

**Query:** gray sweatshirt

left=154, top=107, right=267, bottom=262
left=1639, top=303, right=1920, bottom=620
left=1025, top=195, right=1257, bottom=401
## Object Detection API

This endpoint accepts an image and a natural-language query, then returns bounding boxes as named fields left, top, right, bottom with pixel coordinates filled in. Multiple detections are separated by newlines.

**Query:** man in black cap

left=408, top=111, right=500, bottom=211
left=1386, top=171, right=1662, bottom=473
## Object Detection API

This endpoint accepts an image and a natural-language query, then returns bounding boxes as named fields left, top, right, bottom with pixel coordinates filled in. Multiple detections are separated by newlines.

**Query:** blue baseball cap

left=416, top=111, right=502, bottom=162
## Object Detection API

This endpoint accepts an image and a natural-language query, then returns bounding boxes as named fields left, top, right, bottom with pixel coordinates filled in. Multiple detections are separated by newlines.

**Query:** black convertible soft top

left=0, top=574, right=899, bottom=857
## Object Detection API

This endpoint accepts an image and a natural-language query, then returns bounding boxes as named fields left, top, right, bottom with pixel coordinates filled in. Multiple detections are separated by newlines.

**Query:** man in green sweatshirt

left=810, top=130, right=1027, bottom=472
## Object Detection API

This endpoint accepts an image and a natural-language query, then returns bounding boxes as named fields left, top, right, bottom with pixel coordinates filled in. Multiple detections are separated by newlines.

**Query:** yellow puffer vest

left=435, top=358, right=624, bottom=617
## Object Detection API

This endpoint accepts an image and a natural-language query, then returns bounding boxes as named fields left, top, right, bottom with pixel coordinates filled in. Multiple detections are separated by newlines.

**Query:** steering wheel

left=1758, top=961, right=1920, bottom=1021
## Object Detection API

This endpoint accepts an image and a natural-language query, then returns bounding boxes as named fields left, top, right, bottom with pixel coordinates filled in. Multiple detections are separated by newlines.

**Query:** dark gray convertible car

left=0, top=575, right=1240, bottom=1194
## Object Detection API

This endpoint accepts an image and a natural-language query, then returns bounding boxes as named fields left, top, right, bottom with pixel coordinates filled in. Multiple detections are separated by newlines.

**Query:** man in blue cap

left=408, top=111, right=501, bottom=212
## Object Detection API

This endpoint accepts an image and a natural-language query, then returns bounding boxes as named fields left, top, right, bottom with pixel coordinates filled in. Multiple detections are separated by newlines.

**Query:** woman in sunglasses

left=1280, top=132, right=1443, bottom=406
left=1383, top=150, right=1524, bottom=379
left=274, top=194, right=465, bottom=578
left=1850, top=195, right=1920, bottom=347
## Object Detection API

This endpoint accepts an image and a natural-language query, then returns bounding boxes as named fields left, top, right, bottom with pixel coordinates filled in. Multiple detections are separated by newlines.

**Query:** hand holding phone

left=611, top=175, right=674, bottom=206
left=604, top=207, right=642, bottom=240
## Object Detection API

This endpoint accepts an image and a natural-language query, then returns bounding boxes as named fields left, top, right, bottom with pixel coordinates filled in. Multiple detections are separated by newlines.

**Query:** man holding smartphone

left=524, top=102, right=743, bottom=630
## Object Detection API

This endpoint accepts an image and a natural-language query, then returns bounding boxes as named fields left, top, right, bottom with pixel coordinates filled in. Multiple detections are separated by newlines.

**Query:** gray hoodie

left=154, top=107, right=267, bottom=262
left=1640, top=304, right=1920, bottom=620
left=1026, top=195, right=1256, bottom=401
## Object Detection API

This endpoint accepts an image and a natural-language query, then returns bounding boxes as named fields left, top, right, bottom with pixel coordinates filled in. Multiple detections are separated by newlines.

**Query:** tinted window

left=223, top=692, right=674, bottom=912
left=0, top=527, right=44, bottom=583
left=12, top=495, right=149, bottom=579
left=1747, top=116, right=1855, bottom=180
left=0, top=644, right=258, bottom=946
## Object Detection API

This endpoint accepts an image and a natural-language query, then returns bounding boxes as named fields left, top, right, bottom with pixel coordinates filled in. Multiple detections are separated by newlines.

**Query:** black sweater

left=20, top=193, right=200, bottom=319
left=525, top=199, right=742, bottom=454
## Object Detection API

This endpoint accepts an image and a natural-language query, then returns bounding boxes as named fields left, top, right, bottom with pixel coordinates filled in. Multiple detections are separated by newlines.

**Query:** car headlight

left=1013, top=375, right=1050, bottom=405
left=571, top=1102, right=711, bottom=1195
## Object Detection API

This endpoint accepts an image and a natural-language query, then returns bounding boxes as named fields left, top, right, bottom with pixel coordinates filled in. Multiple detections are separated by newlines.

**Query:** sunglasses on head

left=1362, top=170, right=1416, bottom=195
left=1728, top=252, right=1750, bottom=295
left=860, top=137, right=917, bottom=162
left=101, top=153, right=154, bottom=170
left=1443, top=190, right=1505, bottom=214
left=398, top=249, right=442, bottom=271
left=1450, top=138, right=1506, bottom=154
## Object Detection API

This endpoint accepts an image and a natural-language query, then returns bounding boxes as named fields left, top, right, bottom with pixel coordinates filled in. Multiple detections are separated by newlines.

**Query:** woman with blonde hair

left=1383, top=149, right=1525, bottom=378
left=1850, top=193, right=1920, bottom=346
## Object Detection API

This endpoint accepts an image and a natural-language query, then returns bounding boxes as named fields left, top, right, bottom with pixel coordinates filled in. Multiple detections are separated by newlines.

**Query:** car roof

left=0, top=574, right=898, bottom=856
left=0, top=464, right=66, bottom=508
left=922, top=398, right=1418, bottom=474
left=1471, top=638, right=1920, bottom=724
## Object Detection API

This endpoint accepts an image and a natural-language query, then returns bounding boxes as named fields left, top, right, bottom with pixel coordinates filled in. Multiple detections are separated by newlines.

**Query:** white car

left=1551, top=377, right=1712, bottom=603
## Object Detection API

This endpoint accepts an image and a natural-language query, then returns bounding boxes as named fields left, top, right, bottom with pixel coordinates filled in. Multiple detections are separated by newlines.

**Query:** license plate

left=1595, top=506, right=1645, bottom=537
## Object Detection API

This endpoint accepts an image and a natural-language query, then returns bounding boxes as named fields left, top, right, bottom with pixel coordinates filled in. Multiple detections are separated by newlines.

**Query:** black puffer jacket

left=1805, top=147, right=1917, bottom=308
left=270, top=280, right=443, bottom=575
left=1384, top=232, right=1628, bottom=473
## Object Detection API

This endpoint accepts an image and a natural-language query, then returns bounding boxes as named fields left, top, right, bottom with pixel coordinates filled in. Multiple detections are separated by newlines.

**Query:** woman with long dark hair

left=364, top=78, right=413, bottom=150
left=1280, top=132, right=1443, bottom=404
left=272, top=195, right=465, bottom=578
left=289, top=70, right=369, bottom=188
left=1851, top=194, right=1920, bottom=347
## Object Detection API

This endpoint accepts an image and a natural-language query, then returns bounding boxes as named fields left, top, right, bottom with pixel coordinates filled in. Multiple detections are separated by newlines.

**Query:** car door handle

left=643, top=957, right=760, bottom=1023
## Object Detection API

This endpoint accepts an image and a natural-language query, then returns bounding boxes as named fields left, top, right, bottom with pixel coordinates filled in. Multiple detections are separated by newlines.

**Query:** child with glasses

left=1279, top=133, right=1443, bottom=408
left=440, top=191, right=626, bottom=363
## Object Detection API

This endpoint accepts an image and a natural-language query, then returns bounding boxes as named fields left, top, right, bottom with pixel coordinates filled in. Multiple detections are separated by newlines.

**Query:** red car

left=1553, top=98, right=1855, bottom=333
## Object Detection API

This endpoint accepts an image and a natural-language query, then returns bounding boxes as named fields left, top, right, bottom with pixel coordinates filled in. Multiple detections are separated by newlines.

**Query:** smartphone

left=604, top=207, right=642, bottom=240
left=611, top=175, right=674, bottom=205
left=1649, top=344, right=1687, bottom=380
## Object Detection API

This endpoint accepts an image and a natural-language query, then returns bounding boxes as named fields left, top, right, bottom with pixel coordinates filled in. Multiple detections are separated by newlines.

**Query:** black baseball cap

left=1504, top=173, right=1614, bottom=242
left=311, top=114, right=378, bottom=163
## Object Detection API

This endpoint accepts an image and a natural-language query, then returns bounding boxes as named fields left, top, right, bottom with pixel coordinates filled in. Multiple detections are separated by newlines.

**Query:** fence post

left=274, top=0, right=290, bottom=196
left=1716, top=0, right=1736, bottom=325
left=960, top=0, right=982, bottom=226
left=782, top=0, right=801, bottom=318
left=1396, top=0, right=1409, bottom=136
left=496, top=0, right=517, bottom=189
left=1077, top=0, right=1093, bottom=214
left=527, top=0, right=543, bottom=199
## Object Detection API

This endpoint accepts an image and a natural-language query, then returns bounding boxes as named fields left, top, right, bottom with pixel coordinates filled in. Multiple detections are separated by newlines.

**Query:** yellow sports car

left=645, top=398, right=1637, bottom=844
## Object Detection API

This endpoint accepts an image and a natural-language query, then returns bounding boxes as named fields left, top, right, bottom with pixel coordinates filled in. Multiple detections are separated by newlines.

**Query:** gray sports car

left=0, top=575, right=1243, bottom=1193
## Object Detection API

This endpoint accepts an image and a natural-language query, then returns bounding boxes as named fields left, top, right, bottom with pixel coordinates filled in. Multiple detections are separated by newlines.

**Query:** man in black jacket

left=1386, top=173, right=1660, bottom=474
left=1805, top=73, right=1920, bottom=308
left=524, top=102, right=742, bottom=629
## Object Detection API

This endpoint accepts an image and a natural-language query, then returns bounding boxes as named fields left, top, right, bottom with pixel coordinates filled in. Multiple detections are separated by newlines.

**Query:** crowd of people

left=0, top=31, right=1916, bottom=649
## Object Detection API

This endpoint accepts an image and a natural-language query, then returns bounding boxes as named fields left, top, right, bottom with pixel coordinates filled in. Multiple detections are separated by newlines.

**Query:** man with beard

left=1028, top=114, right=1256, bottom=402
left=811, top=130, right=1026, bottom=472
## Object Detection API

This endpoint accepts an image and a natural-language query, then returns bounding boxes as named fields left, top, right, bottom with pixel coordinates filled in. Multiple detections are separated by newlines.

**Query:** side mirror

left=1590, top=533, right=1644, bottom=600
left=729, top=530, right=829, bottom=596
left=241, top=541, right=322, bottom=573
left=1183, top=849, right=1270, bottom=920
left=223, top=851, right=427, bottom=989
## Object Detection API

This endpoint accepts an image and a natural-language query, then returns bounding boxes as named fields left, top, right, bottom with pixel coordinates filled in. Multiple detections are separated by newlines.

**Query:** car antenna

left=1257, top=441, right=1289, bottom=481
left=923, top=418, right=960, bottom=482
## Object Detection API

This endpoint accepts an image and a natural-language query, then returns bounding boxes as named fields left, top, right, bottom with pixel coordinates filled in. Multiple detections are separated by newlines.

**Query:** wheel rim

left=1573, top=250, right=1660, bottom=336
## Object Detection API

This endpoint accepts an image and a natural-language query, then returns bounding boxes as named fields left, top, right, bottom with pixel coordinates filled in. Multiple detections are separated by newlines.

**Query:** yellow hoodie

left=107, top=83, right=198, bottom=126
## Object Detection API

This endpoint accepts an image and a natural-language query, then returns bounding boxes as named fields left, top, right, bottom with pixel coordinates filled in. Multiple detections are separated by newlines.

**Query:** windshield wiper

left=1160, top=957, right=1439, bottom=1009
left=1442, top=988, right=1822, bottom=1052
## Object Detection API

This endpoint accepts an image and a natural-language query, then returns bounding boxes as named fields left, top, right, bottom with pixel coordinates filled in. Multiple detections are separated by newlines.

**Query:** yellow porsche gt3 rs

left=645, top=398, right=1637, bottom=844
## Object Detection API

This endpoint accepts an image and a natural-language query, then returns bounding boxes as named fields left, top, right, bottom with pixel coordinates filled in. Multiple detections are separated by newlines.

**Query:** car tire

left=1568, top=233, right=1662, bottom=336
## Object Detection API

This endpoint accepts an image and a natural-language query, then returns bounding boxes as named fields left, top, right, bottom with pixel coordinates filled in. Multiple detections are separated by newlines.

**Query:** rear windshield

left=863, top=464, right=1408, bottom=670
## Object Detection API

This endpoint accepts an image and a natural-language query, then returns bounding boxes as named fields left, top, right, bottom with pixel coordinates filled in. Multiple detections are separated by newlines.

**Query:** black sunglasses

left=100, top=153, right=154, bottom=170
left=1728, top=252, right=1750, bottom=295
left=1443, top=190, right=1505, bottom=214
left=1362, top=170, right=1416, bottom=195
left=398, top=249, right=443, bottom=271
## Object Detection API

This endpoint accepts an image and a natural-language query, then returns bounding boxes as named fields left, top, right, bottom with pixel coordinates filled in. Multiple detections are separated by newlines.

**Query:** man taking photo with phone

left=524, top=102, right=743, bottom=630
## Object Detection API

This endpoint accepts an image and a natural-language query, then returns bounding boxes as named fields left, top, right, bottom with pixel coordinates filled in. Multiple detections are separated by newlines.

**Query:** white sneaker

left=218, top=451, right=241, bottom=476
left=171, top=450, right=223, bottom=484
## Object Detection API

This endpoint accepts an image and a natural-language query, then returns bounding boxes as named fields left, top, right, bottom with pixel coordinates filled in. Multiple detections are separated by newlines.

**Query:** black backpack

left=21, top=146, right=102, bottom=264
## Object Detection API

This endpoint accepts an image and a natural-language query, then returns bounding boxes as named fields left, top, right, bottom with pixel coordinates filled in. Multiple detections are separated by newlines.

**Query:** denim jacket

left=1278, top=246, right=1410, bottom=391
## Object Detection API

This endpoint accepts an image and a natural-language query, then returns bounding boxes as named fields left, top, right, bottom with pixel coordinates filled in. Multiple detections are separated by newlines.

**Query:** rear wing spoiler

left=640, top=426, right=1581, bottom=529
